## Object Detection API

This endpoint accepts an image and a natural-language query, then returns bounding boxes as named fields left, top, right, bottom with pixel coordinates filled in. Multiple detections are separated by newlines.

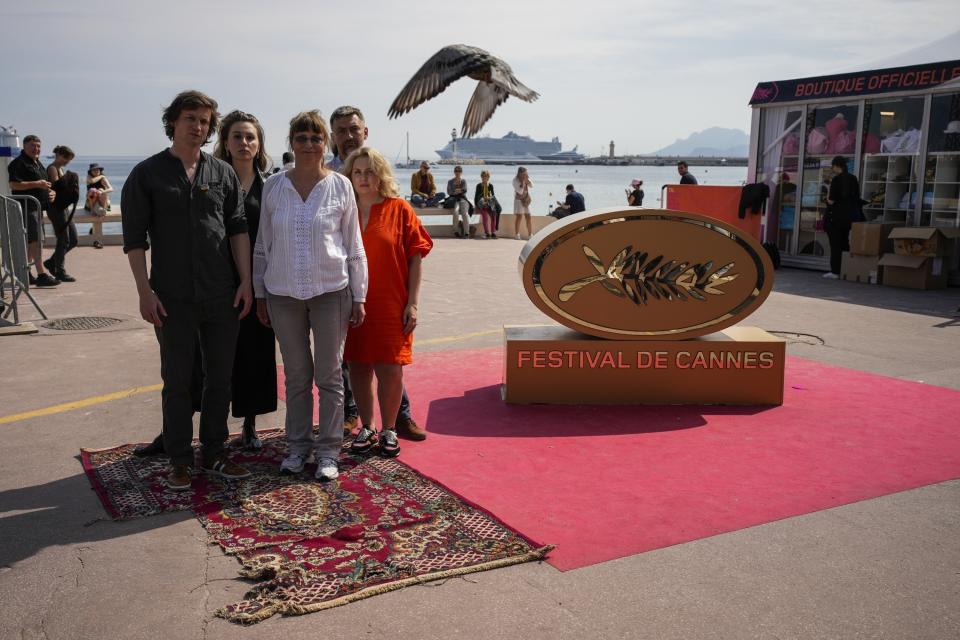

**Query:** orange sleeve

left=399, top=199, right=433, bottom=259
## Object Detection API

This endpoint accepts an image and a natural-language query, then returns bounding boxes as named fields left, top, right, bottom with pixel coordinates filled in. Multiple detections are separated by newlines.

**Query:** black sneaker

left=133, top=435, right=166, bottom=457
left=34, top=273, right=60, bottom=287
left=350, top=425, right=378, bottom=454
left=55, top=271, right=76, bottom=283
left=379, top=429, right=401, bottom=458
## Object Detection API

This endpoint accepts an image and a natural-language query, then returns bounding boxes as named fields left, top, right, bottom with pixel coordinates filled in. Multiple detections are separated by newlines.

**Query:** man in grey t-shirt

left=677, top=160, right=698, bottom=185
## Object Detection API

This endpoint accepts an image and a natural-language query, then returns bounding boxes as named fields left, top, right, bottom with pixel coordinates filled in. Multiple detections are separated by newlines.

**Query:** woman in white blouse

left=253, top=110, right=368, bottom=482
left=512, top=166, right=533, bottom=240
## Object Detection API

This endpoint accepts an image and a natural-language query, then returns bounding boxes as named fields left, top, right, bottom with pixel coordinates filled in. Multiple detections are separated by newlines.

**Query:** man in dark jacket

left=824, top=155, right=863, bottom=278
left=553, top=184, right=585, bottom=218
left=122, top=89, right=253, bottom=490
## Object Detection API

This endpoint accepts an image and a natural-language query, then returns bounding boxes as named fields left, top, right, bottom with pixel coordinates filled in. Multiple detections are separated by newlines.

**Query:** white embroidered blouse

left=253, top=170, right=367, bottom=302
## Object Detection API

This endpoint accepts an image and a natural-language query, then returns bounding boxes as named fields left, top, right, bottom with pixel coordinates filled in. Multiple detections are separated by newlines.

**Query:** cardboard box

left=890, top=227, right=960, bottom=257
left=849, top=222, right=901, bottom=256
left=878, top=254, right=949, bottom=290
left=840, top=252, right=881, bottom=283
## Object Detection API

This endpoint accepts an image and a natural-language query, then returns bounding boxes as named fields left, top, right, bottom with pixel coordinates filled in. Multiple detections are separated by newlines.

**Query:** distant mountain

left=649, top=127, right=750, bottom=158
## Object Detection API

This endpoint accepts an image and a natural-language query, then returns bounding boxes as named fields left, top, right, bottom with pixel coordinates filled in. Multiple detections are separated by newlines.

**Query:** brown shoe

left=201, top=454, right=251, bottom=479
left=396, top=416, right=427, bottom=441
left=343, top=415, right=359, bottom=437
left=166, top=465, right=192, bottom=491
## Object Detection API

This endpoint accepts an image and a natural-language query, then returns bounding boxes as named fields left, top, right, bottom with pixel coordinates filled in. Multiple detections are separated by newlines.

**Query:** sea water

left=58, top=156, right=747, bottom=234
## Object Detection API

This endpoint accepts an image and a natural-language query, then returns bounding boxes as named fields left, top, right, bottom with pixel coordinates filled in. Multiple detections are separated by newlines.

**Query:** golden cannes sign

left=518, top=209, right=775, bottom=341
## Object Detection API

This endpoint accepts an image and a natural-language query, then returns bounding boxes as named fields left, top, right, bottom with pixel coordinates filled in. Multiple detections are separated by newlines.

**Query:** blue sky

left=2, top=0, right=956, bottom=159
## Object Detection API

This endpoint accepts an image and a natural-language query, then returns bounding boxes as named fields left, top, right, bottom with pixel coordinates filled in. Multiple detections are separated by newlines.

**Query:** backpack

left=51, top=171, right=80, bottom=211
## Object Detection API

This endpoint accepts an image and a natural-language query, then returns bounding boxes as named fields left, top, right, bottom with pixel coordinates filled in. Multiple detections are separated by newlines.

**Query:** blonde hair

left=342, top=146, right=400, bottom=199
left=480, top=170, right=490, bottom=179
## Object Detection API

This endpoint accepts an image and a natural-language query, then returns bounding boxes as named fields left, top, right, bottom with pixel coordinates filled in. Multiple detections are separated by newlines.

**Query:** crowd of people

left=119, top=90, right=431, bottom=491
left=5, top=140, right=118, bottom=287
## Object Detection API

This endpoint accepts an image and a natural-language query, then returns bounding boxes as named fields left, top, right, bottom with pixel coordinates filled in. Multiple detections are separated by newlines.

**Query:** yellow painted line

left=0, top=328, right=501, bottom=425
left=416, top=328, right=501, bottom=346
left=0, top=383, right=163, bottom=425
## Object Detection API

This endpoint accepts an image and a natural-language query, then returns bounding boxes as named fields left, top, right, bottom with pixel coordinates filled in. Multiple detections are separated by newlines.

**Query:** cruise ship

left=435, top=131, right=583, bottom=164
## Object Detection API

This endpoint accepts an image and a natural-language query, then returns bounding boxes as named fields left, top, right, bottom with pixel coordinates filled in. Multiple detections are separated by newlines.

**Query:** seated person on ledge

left=85, top=163, right=113, bottom=215
left=552, top=183, right=585, bottom=218
left=409, top=161, right=444, bottom=207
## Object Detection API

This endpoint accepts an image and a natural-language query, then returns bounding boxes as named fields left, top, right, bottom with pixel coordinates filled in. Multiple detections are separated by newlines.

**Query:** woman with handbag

left=512, top=166, right=533, bottom=240
left=474, top=170, right=499, bottom=238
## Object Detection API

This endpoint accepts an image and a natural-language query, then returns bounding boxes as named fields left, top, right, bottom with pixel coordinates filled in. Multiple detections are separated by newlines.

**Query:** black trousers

left=156, top=295, right=239, bottom=467
left=826, top=222, right=851, bottom=275
left=46, top=206, right=78, bottom=273
left=342, top=363, right=412, bottom=421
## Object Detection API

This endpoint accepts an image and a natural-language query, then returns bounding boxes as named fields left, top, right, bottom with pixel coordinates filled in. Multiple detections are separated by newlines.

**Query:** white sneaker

left=316, top=457, right=339, bottom=481
left=822, top=272, right=840, bottom=279
left=515, top=234, right=522, bottom=240
left=280, top=453, right=306, bottom=474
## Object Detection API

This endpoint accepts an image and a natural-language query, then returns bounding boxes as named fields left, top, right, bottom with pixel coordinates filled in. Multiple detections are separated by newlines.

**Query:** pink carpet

left=278, top=349, right=960, bottom=571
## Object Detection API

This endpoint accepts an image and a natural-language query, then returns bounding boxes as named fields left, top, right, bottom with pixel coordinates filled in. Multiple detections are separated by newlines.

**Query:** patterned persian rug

left=80, top=429, right=551, bottom=623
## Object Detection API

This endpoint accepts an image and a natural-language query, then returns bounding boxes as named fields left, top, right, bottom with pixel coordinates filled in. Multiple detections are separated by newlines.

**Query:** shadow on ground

left=772, top=267, right=960, bottom=319
left=425, top=384, right=773, bottom=438
left=0, top=469, right=193, bottom=569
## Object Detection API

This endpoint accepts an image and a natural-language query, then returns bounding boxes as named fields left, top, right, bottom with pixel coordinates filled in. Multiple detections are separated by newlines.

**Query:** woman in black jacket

left=474, top=170, right=499, bottom=238
left=824, top=155, right=863, bottom=278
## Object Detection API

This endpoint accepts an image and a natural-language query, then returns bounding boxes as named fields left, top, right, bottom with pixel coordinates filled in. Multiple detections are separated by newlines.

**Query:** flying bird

left=388, top=44, right=540, bottom=138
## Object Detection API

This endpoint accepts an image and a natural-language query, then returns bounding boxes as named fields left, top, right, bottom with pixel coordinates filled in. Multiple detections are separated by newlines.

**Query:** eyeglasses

left=293, top=134, right=324, bottom=145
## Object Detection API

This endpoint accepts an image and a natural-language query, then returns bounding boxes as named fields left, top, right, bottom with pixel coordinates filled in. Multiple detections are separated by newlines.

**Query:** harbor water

left=57, top=156, right=748, bottom=233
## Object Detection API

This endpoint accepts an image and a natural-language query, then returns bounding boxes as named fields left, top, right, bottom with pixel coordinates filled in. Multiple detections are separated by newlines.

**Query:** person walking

left=7, top=134, right=59, bottom=287
left=512, top=166, right=533, bottom=239
left=343, top=147, right=432, bottom=458
left=44, top=145, right=79, bottom=282
left=121, top=89, right=253, bottom=491
left=253, top=110, right=367, bottom=482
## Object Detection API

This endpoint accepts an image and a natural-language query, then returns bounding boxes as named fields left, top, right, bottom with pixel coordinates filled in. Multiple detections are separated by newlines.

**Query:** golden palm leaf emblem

left=558, top=244, right=738, bottom=305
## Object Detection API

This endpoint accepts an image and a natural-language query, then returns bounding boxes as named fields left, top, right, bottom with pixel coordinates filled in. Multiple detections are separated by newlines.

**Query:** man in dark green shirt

left=121, top=90, right=253, bottom=491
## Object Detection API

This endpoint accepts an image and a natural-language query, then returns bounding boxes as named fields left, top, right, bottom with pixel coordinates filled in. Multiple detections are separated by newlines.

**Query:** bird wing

left=388, top=45, right=493, bottom=119
left=489, top=60, right=540, bottom=103
left=461, top=81, right=510, bottom=138
left=460, top=57, right=540, bottom=137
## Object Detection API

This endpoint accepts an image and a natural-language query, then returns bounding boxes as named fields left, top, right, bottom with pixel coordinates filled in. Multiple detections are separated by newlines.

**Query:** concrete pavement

left=1, top=237, right=959, bottom=639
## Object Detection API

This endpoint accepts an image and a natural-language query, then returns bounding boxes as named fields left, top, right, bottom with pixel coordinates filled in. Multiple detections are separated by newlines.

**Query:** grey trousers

left=451, top=199, right=470, bottom=235
left=267, top=287, right=350, bottom=459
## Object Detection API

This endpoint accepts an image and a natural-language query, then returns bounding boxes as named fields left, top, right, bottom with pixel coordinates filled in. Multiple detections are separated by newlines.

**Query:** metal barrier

left=0, top=195, right=47, bottom=323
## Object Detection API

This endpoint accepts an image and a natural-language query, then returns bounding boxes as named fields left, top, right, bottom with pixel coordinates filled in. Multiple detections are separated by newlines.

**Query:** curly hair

left=213, top=110, right=272, bottom=173
left=162, top=90, right=220, bottom=144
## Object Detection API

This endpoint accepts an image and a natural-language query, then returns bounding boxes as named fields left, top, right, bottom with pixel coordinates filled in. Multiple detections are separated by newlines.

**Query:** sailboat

left=394, top=132, right=421, bottom=169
